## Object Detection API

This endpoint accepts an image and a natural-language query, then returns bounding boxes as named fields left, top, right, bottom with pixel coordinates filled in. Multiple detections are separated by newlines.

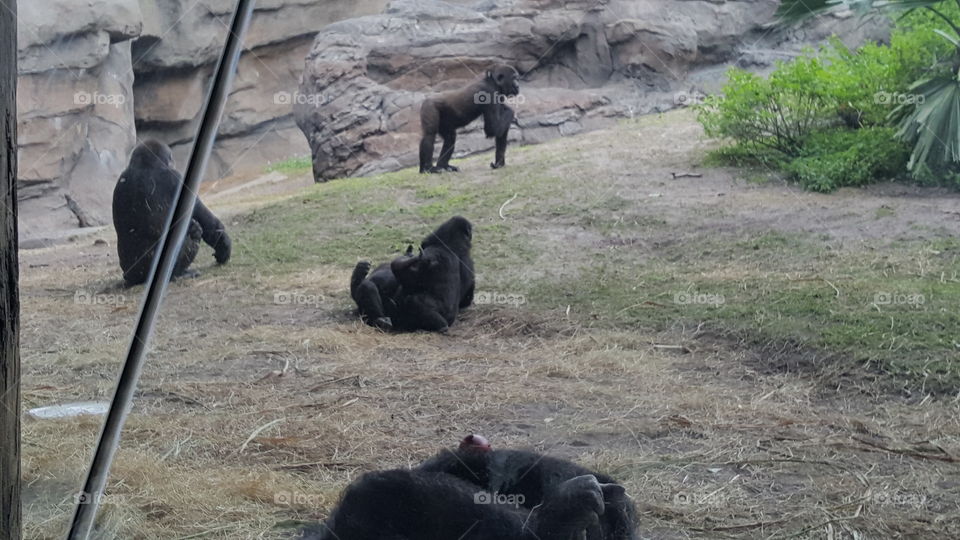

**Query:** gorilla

left=419, top=64, right=520, bottom=173
left=350, top=245, right=415, bottom=330
left=390, top=216, right=475, bottom=332
left=301, top=435, right=637, bottom=540
left=112, top=140, right=231, bottom=286
left=419, top=435, right=638, bottom=540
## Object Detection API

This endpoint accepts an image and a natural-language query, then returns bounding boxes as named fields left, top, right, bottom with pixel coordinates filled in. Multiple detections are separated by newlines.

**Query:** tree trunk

left=0, top=0, right=21, bottom=537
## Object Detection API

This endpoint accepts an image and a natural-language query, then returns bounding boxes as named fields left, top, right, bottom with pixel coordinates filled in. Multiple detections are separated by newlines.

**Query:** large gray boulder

left=17, top=0, right=142, bottom=240
left=17, top=0, right=396, bottom=243
left=132, top=0, right=397, bottom=180
left=295, top=0, right=887, bottom=181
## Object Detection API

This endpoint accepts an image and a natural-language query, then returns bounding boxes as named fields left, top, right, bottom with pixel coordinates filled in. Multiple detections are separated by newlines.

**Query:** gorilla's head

left=487, top=64, right=520, bottom=97
left=128, top=140, right=175, bottom=171
left=423, top=215, right=472, bottom=254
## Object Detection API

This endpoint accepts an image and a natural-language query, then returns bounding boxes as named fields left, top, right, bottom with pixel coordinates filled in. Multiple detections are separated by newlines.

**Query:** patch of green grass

left=230, top=118, right=960, bottom=391
left=266, top=156, right=312, bottom=174
left=875, top=205, right=896, bottom=219
left=531, top=233, right=960, bottom=390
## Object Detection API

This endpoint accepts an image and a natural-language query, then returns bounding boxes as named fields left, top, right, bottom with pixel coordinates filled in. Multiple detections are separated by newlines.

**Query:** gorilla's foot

left=372, top=317, right=394, bottom=331
left=173, top=269, right=201, bottom=281
left=490, top=161, right=505, bottom=169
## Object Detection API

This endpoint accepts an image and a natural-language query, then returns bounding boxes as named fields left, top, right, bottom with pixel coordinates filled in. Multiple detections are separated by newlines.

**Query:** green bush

left=697, top=12, right=953, bottom=191
left=698, top=56, right=833, bottom=157
left=783, top=128, right=910, bottom=192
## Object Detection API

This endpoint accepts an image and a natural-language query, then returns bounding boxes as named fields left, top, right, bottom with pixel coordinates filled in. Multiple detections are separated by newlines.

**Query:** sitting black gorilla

left=112, top=140, right=231, bottom=286
left=350, top=245, right=415, bottom=330
left=301, top=435, right=637, bottom=540
left=390, top=216, right=475, bottom=332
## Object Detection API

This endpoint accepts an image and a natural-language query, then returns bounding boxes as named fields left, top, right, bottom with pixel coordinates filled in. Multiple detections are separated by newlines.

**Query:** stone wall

left=295, top=0, right=888, bottom=181
left=17, top=0, right=393, bottom=243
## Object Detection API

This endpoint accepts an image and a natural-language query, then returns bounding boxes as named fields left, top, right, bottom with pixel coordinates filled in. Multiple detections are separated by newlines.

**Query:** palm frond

left=892, top=74, right=960, bottom=171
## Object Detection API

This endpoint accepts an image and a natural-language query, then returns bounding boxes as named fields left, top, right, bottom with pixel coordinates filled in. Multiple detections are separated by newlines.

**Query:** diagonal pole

left=66, top=1, right=256, bottom=537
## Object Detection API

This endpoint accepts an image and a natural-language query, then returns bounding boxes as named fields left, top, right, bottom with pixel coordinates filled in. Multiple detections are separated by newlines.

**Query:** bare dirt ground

left=18, top=111, right=960, bottom=539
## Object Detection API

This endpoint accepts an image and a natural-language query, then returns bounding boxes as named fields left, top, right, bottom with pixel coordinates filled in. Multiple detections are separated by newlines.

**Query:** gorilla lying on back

left=420, top=435, right=638, bottom=540
left=391, top=216, right=475, bottom=332
left=302, top=435, right=638, bottom=540
left=112, top=140, right=231, bottom=286
left=350, top=245, right=415, bottom=330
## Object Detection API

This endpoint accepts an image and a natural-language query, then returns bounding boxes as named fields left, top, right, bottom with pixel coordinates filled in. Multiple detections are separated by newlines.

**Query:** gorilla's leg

left=419, top=101, right=439, bottom=173
left=434, top=129, right=459, bottom=172
left=491, top=133, right=508, bottom=169
left=490, top=106, right=514, bottom=170
left=122, top=249, right=154, bottom=287
left=172, top=219, right=202, bottom=280
left=460, top=282, right=475, bottom=309
left=350, top=261, right=372, bottom=300
left=395, top=294, right=451, bottom=333
left=353, top=279, right=392, bottom=330
left=526, top=475, right=609, bottom=539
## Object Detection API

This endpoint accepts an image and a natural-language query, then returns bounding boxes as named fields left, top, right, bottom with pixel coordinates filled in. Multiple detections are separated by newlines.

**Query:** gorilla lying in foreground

left=419, top=64, right=520, bottom=173
left=302, top=435, right=638, bottom=540
left=112, top=140, right=231, bottom=286
left=390, top=216, right=475, bottom=332
left=350, top=245, right=415, bottom=330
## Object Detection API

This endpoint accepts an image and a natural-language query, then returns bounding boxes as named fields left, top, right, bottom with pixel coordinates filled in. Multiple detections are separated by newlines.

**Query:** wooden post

left=0, top=0, right=21, bottom=537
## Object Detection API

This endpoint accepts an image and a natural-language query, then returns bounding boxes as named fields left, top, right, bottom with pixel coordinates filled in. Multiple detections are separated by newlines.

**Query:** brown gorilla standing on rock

left=112, top=140, right=231, bottom=286
left=419, top=64, right=520, bottom=173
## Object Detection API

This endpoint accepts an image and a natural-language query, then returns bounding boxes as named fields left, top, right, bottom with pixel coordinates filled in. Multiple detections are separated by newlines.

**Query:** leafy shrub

left=698, top=56, right=834, bottom=157
left=697, top=12, right=953, bottom=190
left=783, top=128, right=910, bottom=191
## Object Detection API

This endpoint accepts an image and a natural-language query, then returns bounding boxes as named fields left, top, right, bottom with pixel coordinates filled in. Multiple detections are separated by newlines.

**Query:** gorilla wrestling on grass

left=349, top=216, right=474, bottom=332
left=112, top=140, right=231, bottom=286
left=301, top=434, right=638, bottom=540
left=350, top=244, right=415, bottom=330
left=391, top=216, right=475, bottom=332
left=419, top=64, right=520, bottom=173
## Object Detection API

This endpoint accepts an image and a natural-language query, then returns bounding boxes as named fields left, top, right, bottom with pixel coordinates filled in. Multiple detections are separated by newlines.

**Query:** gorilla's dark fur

left=350, top=245, right=415, bottom=329
left=301, top=437, right=637, bottom=540
left=419, top=443, right=638, bottom=539
left=390, top=216, right=475, bottom=332
left=112, top=140, right=231, bottom=286
left=419, top=64, right=520, bottom=173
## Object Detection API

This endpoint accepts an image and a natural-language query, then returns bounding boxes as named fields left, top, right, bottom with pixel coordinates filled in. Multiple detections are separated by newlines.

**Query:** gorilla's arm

left=482, top=104, right=513, bottom=138
left=191, top=198, right=231, bottom=264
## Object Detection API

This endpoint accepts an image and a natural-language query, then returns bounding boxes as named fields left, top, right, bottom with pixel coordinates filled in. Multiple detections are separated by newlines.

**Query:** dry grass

left=18, top=111, right=960, bottom=539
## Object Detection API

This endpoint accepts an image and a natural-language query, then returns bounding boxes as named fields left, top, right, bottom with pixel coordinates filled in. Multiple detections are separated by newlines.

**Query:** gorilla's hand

left=188, top=219, right=203, bottom=241
left=214, top=232, right=232, bottom=264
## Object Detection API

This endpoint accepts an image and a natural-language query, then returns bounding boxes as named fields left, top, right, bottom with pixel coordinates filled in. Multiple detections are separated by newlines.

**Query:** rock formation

left=295, top=0, right=888, bottom=181
left=17, top=0, right=393, bottom=243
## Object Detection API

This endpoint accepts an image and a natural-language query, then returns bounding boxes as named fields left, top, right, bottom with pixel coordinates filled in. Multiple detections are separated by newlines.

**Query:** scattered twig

left=690, top=514, right=795, bottom=532
left=275, top=461, right=361, bottom=471
left=238, top=418, right=286, bottom=454
left=851, top=435, right=960, bottom=463
left=308, top=375, right=361, bottom=392
left=671, top=172, right=703, bottom=179
left=653, top=344, right=691, bottom=353
left=174, top=525, right=236, bottom=540
left=499, top=193, right=519, bottom=220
